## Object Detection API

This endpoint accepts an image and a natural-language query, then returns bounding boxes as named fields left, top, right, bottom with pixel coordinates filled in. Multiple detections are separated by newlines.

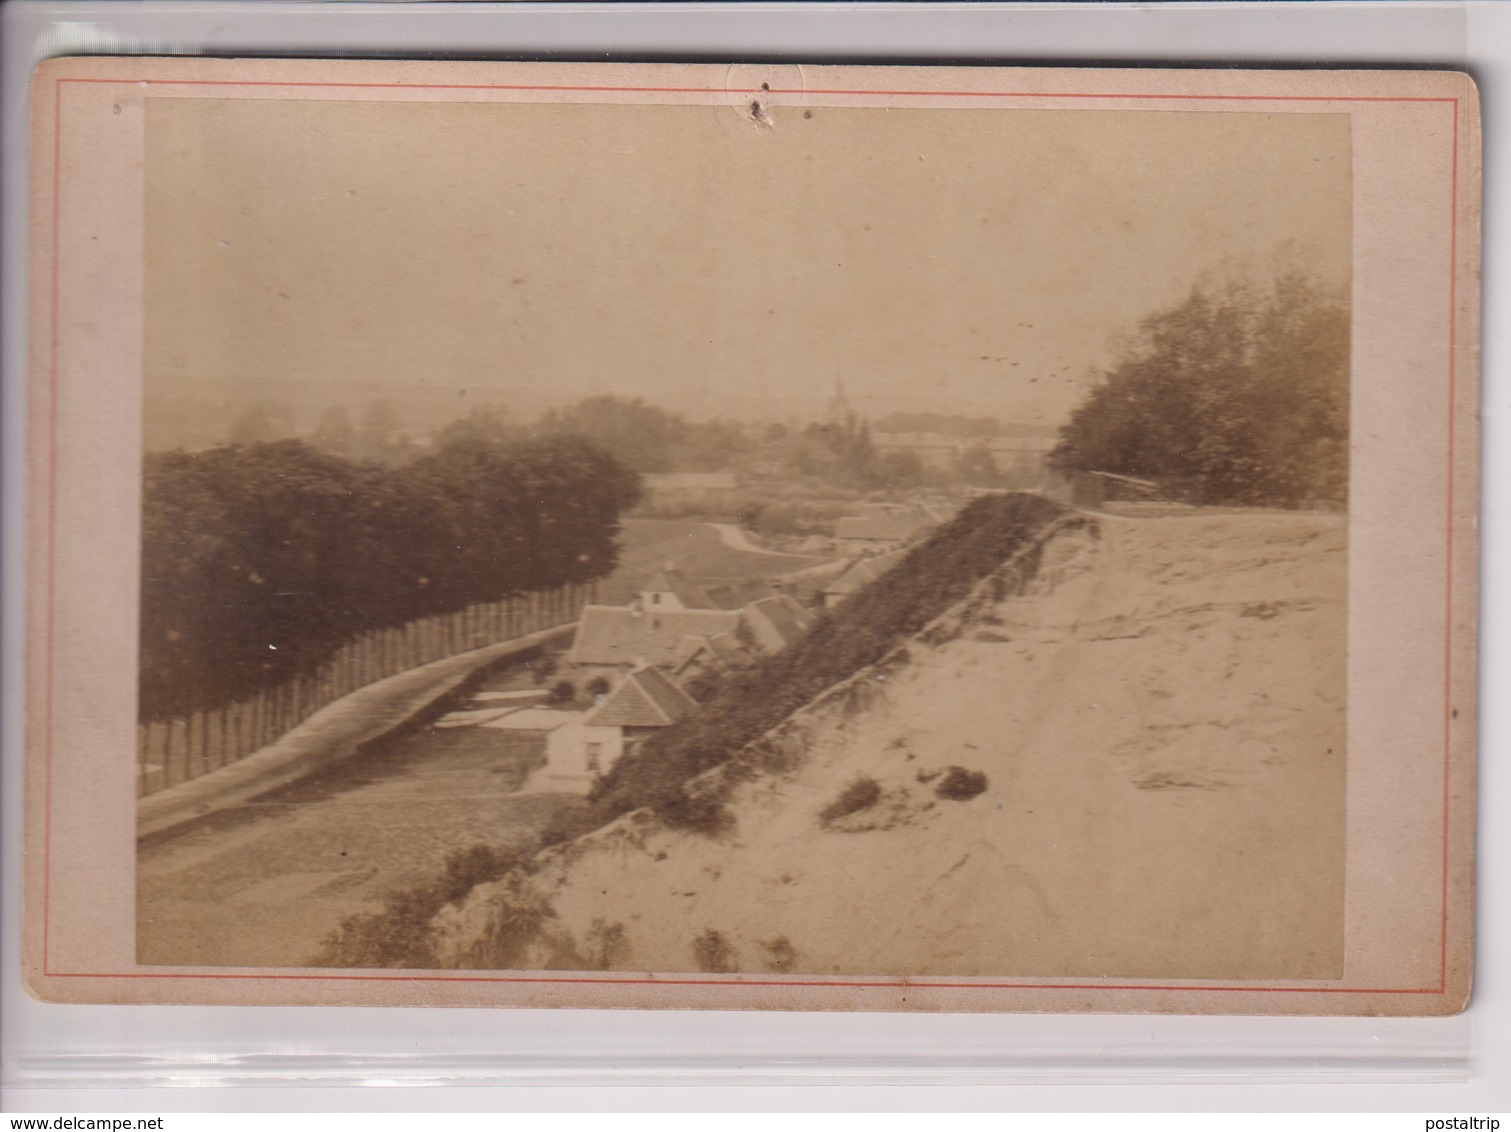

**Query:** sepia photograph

left=24, top=60, right=1477, bottom=1012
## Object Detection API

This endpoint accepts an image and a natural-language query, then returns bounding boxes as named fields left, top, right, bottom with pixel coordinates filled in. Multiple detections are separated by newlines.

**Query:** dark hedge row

left=139, top=435, right=641, bottom=721
left=567, top=491, right=1067, bottom=834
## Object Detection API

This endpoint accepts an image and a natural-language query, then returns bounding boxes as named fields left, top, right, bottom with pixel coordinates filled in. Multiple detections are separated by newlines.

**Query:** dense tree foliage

left=770, top=417, right=1011, bottom=492
left=352, top=400, right=411, bottom=464
left=139, top=434, right=641, bottom=721
left=310, top=405, right=355, bottom=458
left=427, top=407, right=528, bottom=453
left=539, top=395, right=754, bottom=474
left=786, top=416, right=878, bottom=487
left=1048, top=273, right=1349, bottom=507
left=228, top=403, right=295, bottom=447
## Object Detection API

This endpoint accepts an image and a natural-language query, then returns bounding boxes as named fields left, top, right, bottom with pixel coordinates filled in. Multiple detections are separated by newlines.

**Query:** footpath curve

left=706, top=522, right=827, bottom=558
left=137, top=622, right=576, bottom=843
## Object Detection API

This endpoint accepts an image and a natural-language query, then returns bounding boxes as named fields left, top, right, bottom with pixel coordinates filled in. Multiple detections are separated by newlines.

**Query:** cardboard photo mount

left=23, top=57, right=1479, bottom=1014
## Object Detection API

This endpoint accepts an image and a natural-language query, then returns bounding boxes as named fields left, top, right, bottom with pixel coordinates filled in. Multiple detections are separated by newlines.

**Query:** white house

left=636, top=563, right=717, bottom=612
left=542, top=715, right=625, bottom=786
left=542, top=666, right=699, bottom=788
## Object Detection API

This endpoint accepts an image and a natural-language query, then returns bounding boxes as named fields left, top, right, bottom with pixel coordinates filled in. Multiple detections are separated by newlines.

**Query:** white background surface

left=1, top=0, right=1506, bottom=1113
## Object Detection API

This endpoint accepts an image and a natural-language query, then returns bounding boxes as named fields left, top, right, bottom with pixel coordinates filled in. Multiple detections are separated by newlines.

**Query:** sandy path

left=137, top=726, right=579, bottom=968
left=707, top=522, right=826, bottom=558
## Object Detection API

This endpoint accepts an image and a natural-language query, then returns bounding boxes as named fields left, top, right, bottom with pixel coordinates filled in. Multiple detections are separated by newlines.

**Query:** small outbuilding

left=740, top=594, right=816, bottom=654
left=833, top=503, right=941, bottom=554
left=636, top=563, right=718, bottom=612
left=542, top=666, right=699, bottom=788
left=672, top=632, right=753, bottom=683
left=821, top=549, right=908, bottom=609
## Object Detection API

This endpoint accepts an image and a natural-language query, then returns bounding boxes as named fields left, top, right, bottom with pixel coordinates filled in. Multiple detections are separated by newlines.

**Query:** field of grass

left=595, top=519, right=823, bottom=605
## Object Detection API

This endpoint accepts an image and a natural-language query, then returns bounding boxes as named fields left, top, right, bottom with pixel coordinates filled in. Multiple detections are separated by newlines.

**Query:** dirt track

left=137, top=719, right=578, bottom=968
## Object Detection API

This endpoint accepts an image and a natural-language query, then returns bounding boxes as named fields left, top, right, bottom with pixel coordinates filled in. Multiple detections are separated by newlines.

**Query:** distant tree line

left=140, top=434, right=641, bottom=722
left=222, top=394, right=1049, bottom=501
left=231, top=399, right=421, bottom=464
left=786, top=416, right=879, bottom=487
left=521, top=397, right=1023, bottom=492
left=538, top=395, right=753, bottom=474
left=1048, top=272, right=1349, bottom=507
left=871, top=412, right=1055, bottom=440
left=781, top=416, right=1008, bottom=492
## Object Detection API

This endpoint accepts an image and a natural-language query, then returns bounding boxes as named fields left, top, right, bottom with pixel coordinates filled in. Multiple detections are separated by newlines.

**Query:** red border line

left=1440, top=96, right=1461, bottom=996
left=39, top=77, right=1464, bottom=998
left=38, top=971, right=1446, bottom=993
left=42, top=77, right=61, bottom=972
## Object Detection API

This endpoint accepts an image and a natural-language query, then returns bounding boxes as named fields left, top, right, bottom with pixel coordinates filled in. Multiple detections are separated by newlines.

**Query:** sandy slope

left=436, top=510, right=1347, bottom=981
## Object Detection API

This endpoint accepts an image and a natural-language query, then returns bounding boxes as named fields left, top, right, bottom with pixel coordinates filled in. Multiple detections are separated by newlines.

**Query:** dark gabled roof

left=824, top=549, right=908, bottom=597
left=567, top=605, right=742, bottom=668
left=636, top=664, right=700, bottom=716
left=672, top=634, right=712, bottom=671
left=584, top=666, right=699, bottom=728
left=704, top=632, right=751, bottom=664
left=672, top=632, right=753, bottom=677
left=742, top=594, right=815, bottom=651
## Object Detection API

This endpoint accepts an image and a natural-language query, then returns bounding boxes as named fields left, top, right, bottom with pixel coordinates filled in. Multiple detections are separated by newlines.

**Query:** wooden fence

left=137, top=582, right=592, bottom=798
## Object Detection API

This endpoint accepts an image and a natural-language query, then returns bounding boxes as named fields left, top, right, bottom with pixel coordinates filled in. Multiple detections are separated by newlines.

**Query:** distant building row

left=870, top=432, right=1055, bottom=477
left=833, top=500, right=954, bottom=554
left=565, top=565, right=813, bottom=672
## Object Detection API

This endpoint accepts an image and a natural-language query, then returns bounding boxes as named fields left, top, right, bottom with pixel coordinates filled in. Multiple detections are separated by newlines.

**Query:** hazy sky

left=146, top=98, right=1350, bottom=428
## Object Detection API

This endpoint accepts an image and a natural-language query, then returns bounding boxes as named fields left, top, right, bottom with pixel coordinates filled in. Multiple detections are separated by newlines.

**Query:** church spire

left=825, top=377, right=853, bottom=424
